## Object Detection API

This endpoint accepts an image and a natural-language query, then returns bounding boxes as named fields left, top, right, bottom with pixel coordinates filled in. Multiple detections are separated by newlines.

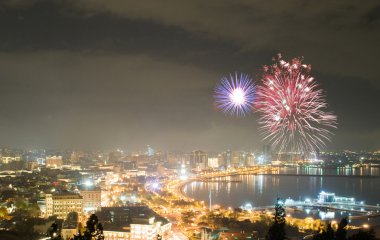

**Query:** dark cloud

left=0, top=0, right=379, bottom=151
left=67, top=0, right=380, bottom=85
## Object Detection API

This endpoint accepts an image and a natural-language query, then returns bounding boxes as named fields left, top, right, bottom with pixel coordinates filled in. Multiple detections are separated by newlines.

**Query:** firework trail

left=214, top=73, right=256, bottom=117
left=255, top=54, right=337, bottom=155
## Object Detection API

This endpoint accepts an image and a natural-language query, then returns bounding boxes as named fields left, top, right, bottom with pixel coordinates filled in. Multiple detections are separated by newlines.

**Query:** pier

left=252, top=201, right=380, bottom=220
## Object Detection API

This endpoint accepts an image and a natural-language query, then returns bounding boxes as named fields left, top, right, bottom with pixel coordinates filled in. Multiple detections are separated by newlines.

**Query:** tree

left=95, top=223, right=104, bottom=240
left=73, top=230, right=83, bottom=240
left=313, top=222, right=334, bottom=240
left=0, top=207, right=10, bottom=220
left=28, top=202, right=41, bottom=218
left=10, top=218, right=39, bottom=239
left=82, top=214, right=104, bottom=240
left=266, top=198, right=287, bottom=240
left=48, top=222, right=62, bottom=240
left=348, top=228, right=379, bottom=240
left=312, top=218, right=378, bottom=240
left=335, top=218, right=348, bottom=240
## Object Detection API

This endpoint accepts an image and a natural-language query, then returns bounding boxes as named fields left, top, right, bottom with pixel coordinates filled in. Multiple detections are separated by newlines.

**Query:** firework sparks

left=255, top=55, right=337, bottom=154
left=214, top=73, right=256, bottom=117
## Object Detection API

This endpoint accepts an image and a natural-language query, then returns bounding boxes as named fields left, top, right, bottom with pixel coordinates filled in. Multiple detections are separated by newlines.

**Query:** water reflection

left=184, top=167, right=380, bottom=208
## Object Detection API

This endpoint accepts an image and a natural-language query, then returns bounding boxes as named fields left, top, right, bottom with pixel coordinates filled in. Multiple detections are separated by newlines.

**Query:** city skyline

left=0, top=1, right=379, bottom=151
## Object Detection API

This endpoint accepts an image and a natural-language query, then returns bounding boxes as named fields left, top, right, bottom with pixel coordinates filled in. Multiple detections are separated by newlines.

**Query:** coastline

left=173, top=166, right=380, bottom=208
left=172, top=166, right=272, bottom=201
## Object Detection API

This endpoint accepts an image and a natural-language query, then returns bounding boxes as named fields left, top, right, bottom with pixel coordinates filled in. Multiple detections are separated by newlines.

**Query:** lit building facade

left=130, top=217, right=158, bottom=240
left=1, top=156, right=21, bottom=164
left=79, top=185, right=102, bottom=213
left=98, top=206, right=171, bottom=240
left=191, top=150, right=208, bottom=169
left=45, top=156, right=63, bottom=168
left=103, top=230, right=130, bottom=240
left=45, top=193, right=83, bottom=220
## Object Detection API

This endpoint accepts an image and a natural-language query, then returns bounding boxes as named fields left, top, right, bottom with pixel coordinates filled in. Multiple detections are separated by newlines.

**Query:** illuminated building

left=263, top=144, right=272, bottom=163
left=317, top=191, right=355, bottom=204
left=45, top=193, right=83, bottom=220
left=207, top=157, right=220, bottom=169
left=70, top=151, right=80, bottom=164
left=103, top=229, right=130, bottom=240
left=1, top=156, right=21, bottom=164
left=245, top=153, right=255, bottom=166
left=219, top=150, right=232, bottom=168
left=147, top=145, right=155, bottom=157
left=79, top=185, right=102, bottom=213
left=191, top=150, right=208, bottom=169
left=130, top=217, right=170, bottom=240
left=26, top=161, right=39, bottom=171
left=230, top=151, right=246, bottom=167
left=98, top=206, right=171, bottom=240
left=317, top=191, right=335, bottom=203
left=45, top=156, right=63, bottom=168
left=218, top=231, right=258, bottom=239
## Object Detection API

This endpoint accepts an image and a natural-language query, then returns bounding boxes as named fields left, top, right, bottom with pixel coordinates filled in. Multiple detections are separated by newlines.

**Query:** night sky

left=0, top=1, right=379, bottom=151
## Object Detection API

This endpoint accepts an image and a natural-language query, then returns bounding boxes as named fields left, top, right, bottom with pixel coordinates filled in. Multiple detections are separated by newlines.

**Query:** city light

left=152, top=182, right=159, bottom=189
left=0, top=3, right=378, bottom=240
left=84, top=180, right=94, bottom=187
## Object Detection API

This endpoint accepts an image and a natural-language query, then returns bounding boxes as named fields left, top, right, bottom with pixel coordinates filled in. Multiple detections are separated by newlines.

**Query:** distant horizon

left=0, top=145, right=379, bottom=154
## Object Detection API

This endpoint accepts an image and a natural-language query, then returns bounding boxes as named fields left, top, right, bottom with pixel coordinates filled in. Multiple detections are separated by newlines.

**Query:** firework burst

left=214, top=73, right=256, bottom=117
left=255, top=55, right=337, bottom=154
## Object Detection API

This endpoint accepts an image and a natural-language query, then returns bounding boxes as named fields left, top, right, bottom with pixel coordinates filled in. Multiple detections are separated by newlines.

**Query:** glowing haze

left=255, top=55, right=337, bottom=155
left=0, top=1, right=379, bottom=151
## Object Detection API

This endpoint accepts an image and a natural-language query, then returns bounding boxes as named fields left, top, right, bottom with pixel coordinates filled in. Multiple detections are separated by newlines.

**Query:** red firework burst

left=255, top=54, right=337, bottom=154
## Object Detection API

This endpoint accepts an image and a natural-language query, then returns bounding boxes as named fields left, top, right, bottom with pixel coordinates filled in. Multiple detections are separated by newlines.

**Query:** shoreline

left=163, top=168, right=380, bottom=234
left=173, top=169, right=380, bottom=208
left=174, top=166, right=272, bottom=201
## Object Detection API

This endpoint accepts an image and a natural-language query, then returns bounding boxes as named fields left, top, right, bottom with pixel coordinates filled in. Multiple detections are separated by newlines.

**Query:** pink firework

left=255, top=55, right=337, bottom=154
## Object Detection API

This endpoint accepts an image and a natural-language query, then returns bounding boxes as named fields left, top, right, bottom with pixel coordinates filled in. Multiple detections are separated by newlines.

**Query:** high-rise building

left=263, top=145, right=272, bottom=163
left=191, top=150, right=208, bottom=169
left=207, top=157, right=219, bottom=169
left=246, top=153, right=256, bottom=166
left=147, top=145, right=155, bottom=157
left=231, top=151, right=243, bottom=167
left=220, top=150, right=232, bottom=168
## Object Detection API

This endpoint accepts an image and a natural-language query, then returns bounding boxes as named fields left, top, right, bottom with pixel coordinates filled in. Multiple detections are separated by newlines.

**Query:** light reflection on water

left=183, top=167, right=380, bottom=224
left=185, top=167, right=380, bottom=207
